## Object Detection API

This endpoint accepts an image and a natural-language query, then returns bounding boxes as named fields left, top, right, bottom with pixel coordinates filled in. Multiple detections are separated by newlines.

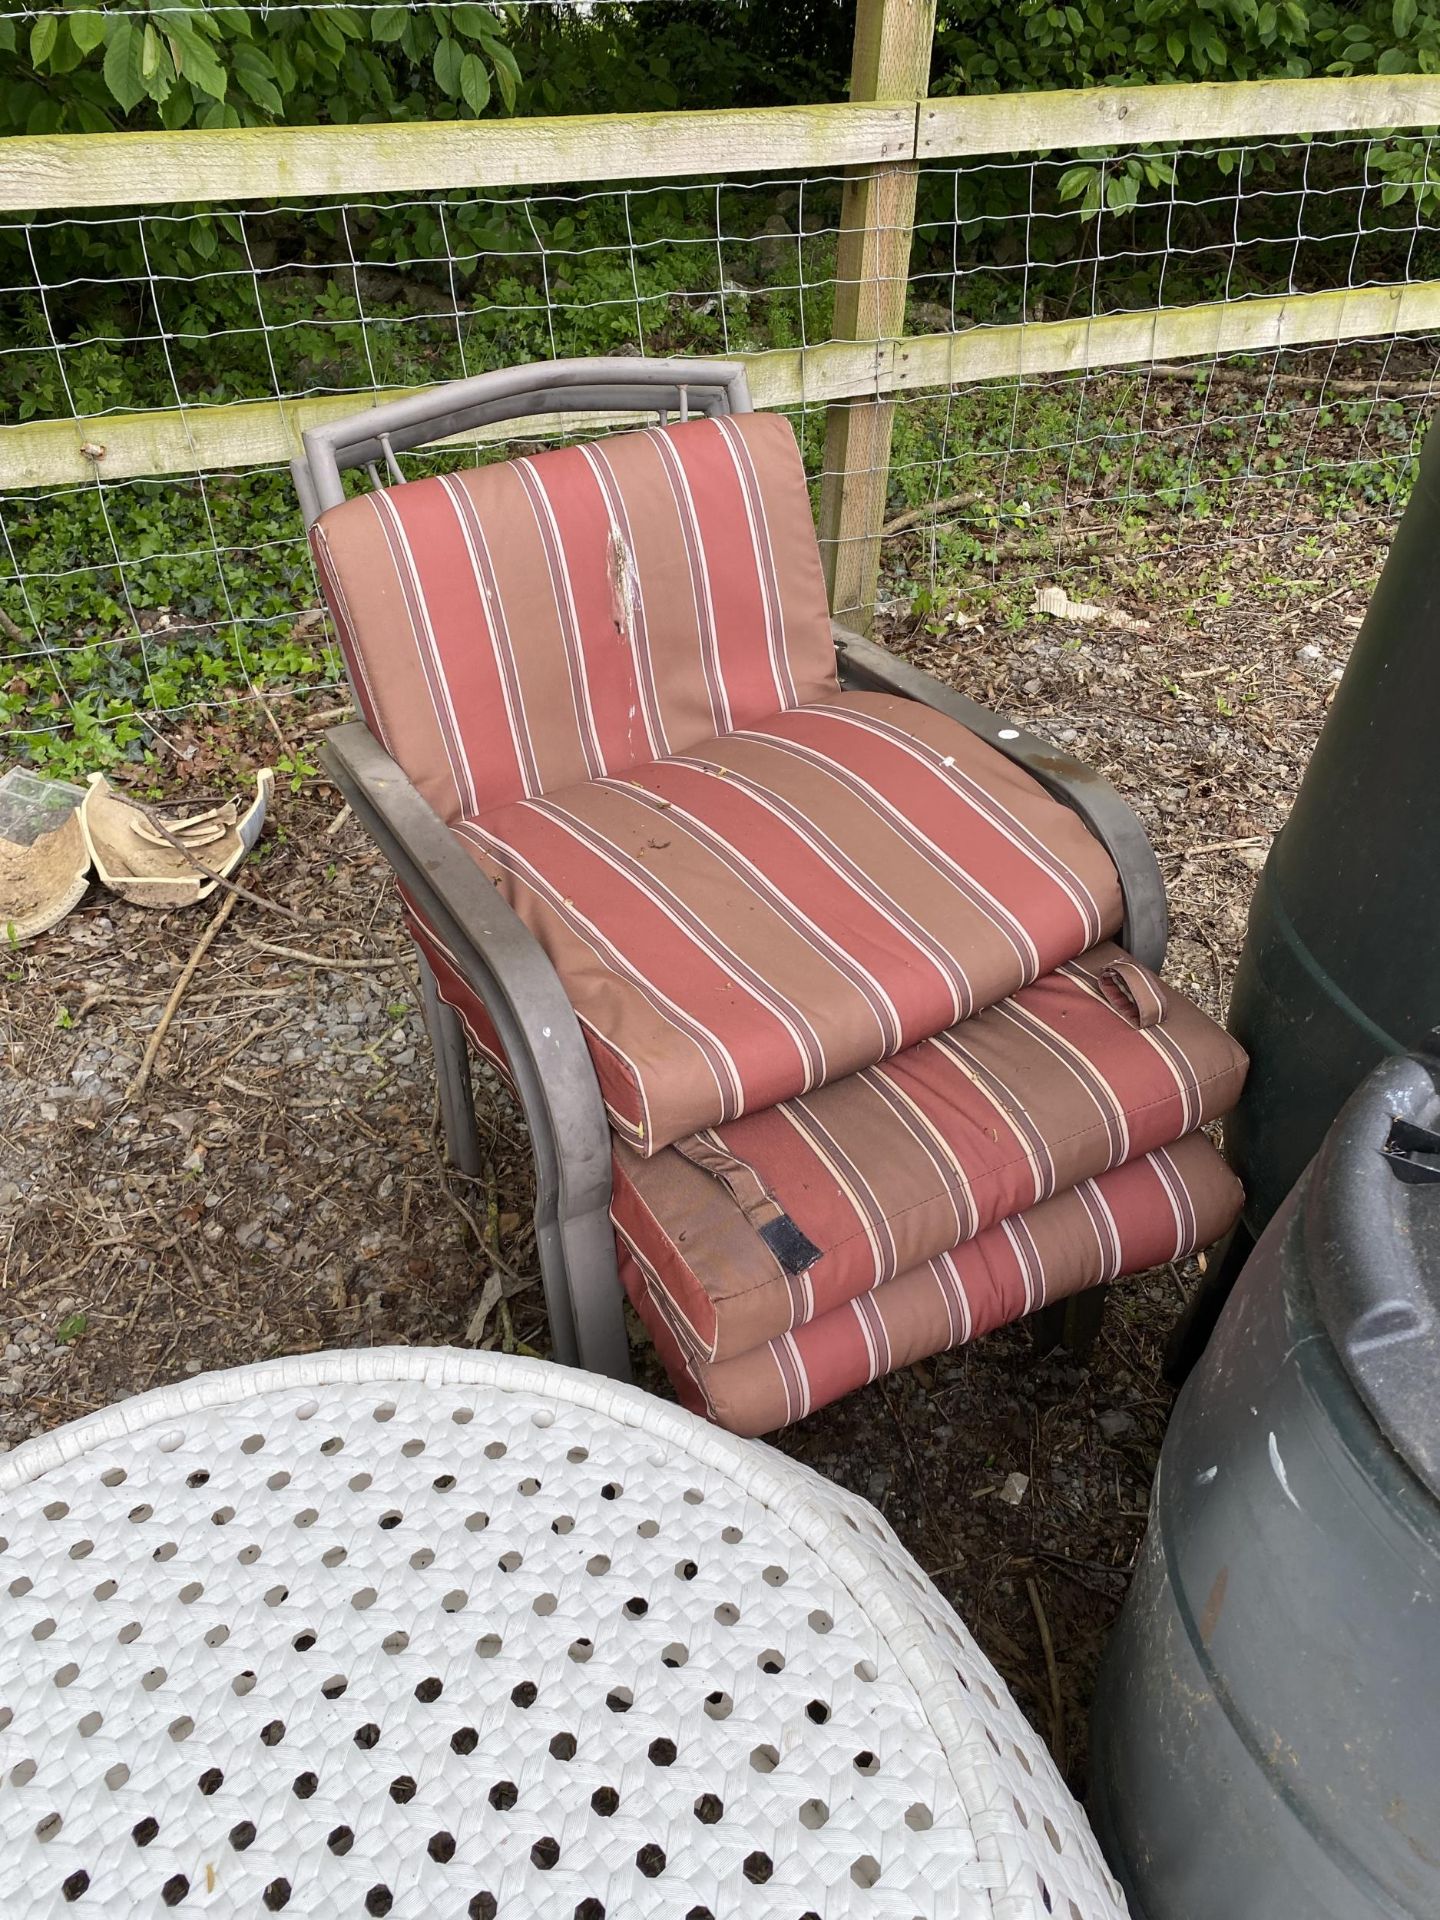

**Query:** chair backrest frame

left=302, top=357, right=844, bottom=823
left=293, top=356, right=754, bottom=525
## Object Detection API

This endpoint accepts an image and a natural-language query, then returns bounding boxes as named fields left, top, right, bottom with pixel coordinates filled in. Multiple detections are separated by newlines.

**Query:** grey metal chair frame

left=296, top=356, right=1167, bottom=1383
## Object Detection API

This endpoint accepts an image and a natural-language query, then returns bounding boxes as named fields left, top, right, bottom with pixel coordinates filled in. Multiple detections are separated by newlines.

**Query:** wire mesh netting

left=3, top=126, right=1439, bottom=766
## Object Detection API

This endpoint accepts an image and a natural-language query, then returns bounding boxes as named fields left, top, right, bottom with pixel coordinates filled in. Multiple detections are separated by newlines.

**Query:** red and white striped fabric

left=317, top=403, right=1123, bottom=1149
left=313, top=398, right=1244, bottom=1438
left=428, top=691, right=1122, bottom=1152
left=626, top=1133, right=1243, bottom=1435
left=311, top=412, right=840, bottom=825
left=608, top=941, right=1248, bottom=1363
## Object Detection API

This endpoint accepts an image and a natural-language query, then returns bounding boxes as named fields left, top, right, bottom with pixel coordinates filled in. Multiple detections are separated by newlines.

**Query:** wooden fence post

left=817, top=0, right=936, bottom=631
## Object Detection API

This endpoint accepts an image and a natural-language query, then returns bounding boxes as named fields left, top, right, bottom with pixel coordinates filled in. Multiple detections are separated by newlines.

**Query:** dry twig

left=1025, top=1573, right=1065, bottom=1763
left=882, top=490, right=981, bottom=536
left=253, top=688, right=294, bottom=756
left=1143, top=361, right=1429, bottom=400
left=464, top=1268, right=505, bottom=1346
left=126, top=891, right=238, bottom=1102
left=246, top=940, right=407, bottom=972
left=454, top=1162, right=517, bottom=1348
left=1176, top=834, right=1269, bottom=858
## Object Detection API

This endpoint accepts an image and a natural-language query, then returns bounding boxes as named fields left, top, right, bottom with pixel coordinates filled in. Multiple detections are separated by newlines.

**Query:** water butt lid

left=1306, top=1050, right=1440, bottom=1497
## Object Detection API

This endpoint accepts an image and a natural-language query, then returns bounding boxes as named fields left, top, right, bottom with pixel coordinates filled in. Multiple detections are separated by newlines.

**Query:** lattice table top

left=0, top=1349, right=1127, bottom=1919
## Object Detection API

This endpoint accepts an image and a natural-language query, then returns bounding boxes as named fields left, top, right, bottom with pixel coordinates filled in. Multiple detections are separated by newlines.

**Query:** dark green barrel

left=1090, top=1052, right=1440, bottom=1919
left=1225, top=417, right=1440, bottom=1234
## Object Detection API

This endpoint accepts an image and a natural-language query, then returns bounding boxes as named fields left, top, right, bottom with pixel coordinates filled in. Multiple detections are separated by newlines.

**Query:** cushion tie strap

left=671, top=1130, right=823, bottom=1275
left=1097, top=958, right=1169, bottom=1030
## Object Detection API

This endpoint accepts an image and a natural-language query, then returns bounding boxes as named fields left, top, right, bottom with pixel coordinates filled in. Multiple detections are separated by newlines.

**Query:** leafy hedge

left=8, top=1, right=1440, bottom=140
left=934, top=0, right=1440, bottom=92
left=0, top=2, right=851, bottom=136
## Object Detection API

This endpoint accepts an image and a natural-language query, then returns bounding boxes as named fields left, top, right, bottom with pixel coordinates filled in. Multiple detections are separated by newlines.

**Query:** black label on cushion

left=759, top=1215, right=824, bottom=1275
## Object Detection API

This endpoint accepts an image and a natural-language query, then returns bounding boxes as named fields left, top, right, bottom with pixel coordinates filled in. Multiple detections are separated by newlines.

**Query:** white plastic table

left=0, top=1350, right=1127, bottom=1918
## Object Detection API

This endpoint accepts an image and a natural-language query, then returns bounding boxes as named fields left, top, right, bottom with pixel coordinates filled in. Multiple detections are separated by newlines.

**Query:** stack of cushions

left=314, top=404, right=1246, bottom=1436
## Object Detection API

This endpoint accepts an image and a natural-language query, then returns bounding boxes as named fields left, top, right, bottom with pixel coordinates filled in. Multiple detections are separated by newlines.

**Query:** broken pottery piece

left=1031, top=584, right=1151, bottom=635
left=0, top=769, right=90, bottom=944
left=129, top=801, right=234, bottom=850
left=79, top=768, right=275, bottom=909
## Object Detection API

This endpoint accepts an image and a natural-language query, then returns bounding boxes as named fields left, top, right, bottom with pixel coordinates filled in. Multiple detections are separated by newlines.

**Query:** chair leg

left=536, top=1204, right=633, bottom=1383
left=1030, top=1286, right=1107, bottom=1361
left=417, top=951, right=630, bottom=1381
left=417, top=952, right=482, bottom=1179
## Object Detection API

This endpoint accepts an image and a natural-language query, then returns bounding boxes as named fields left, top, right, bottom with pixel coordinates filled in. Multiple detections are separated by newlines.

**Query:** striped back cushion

left=312, top=411, right=839, bottom=822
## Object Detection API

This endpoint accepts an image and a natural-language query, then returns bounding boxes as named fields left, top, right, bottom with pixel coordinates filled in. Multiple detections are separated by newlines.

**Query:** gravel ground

left=0, top=511, right=1378, bottom=1791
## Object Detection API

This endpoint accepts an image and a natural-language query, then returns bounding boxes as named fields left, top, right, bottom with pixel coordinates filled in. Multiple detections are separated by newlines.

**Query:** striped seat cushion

left=626, top=1133, right=1243, bottom=1435
left=445, top=690, right=1124, bottom=1152
left=609, top=944, right=1248, bottom=1363
left=311, top=411, right=840, bottom=824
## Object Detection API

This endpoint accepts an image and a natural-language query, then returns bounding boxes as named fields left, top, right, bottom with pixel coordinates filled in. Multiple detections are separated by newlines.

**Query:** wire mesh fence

left=3, top=116, right=1439, bottom=768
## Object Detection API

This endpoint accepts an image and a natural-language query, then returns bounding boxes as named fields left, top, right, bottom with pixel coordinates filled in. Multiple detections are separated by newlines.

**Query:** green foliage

left=881, top=370, right=1420, bottom=599
left=0, top=0, right=854, bottom=139
left=1, top=462, right=338, bottom=772
left=0, top=0, right=520, bottom=135
left=505, top=2, right=852, bottom=115
left=932, top=0, right=1440, bottom=227
left=932, top=0, right=1440, bottom=93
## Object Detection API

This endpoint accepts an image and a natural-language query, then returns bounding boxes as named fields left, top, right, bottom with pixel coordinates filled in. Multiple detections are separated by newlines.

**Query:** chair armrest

left=833, top=624, right=1167, bottom=971
left=319, top=722, right=614, bottom=1247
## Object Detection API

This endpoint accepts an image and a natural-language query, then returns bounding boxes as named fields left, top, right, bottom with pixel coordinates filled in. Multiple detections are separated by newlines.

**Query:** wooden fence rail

left=8, top=280, right=1434, bottom=494
left=4, top=41, right=1440, bottom=627
left=3, top=71, right=1437, bottom=213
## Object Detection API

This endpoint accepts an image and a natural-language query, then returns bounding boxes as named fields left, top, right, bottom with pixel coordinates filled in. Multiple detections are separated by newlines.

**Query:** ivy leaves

left=1, top=1, right=519, bottom=135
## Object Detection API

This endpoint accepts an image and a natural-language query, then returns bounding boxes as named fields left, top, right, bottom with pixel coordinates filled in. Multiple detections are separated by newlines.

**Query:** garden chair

left=296, top=357, right=1247, bottom=1434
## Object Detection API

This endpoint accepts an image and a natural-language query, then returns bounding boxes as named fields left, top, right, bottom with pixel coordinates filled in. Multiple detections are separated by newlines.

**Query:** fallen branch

left=126, top=890, right=237, bottom=1102
left=1302, top=580, right=1363, bottom=615
left=882, top=490, right=981, bottom=537
left=911, top=521, right=1155, bottom=564
left=452, top=1162, right=518, bottom=1350
left=253, top=687, right=294, bottom=757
